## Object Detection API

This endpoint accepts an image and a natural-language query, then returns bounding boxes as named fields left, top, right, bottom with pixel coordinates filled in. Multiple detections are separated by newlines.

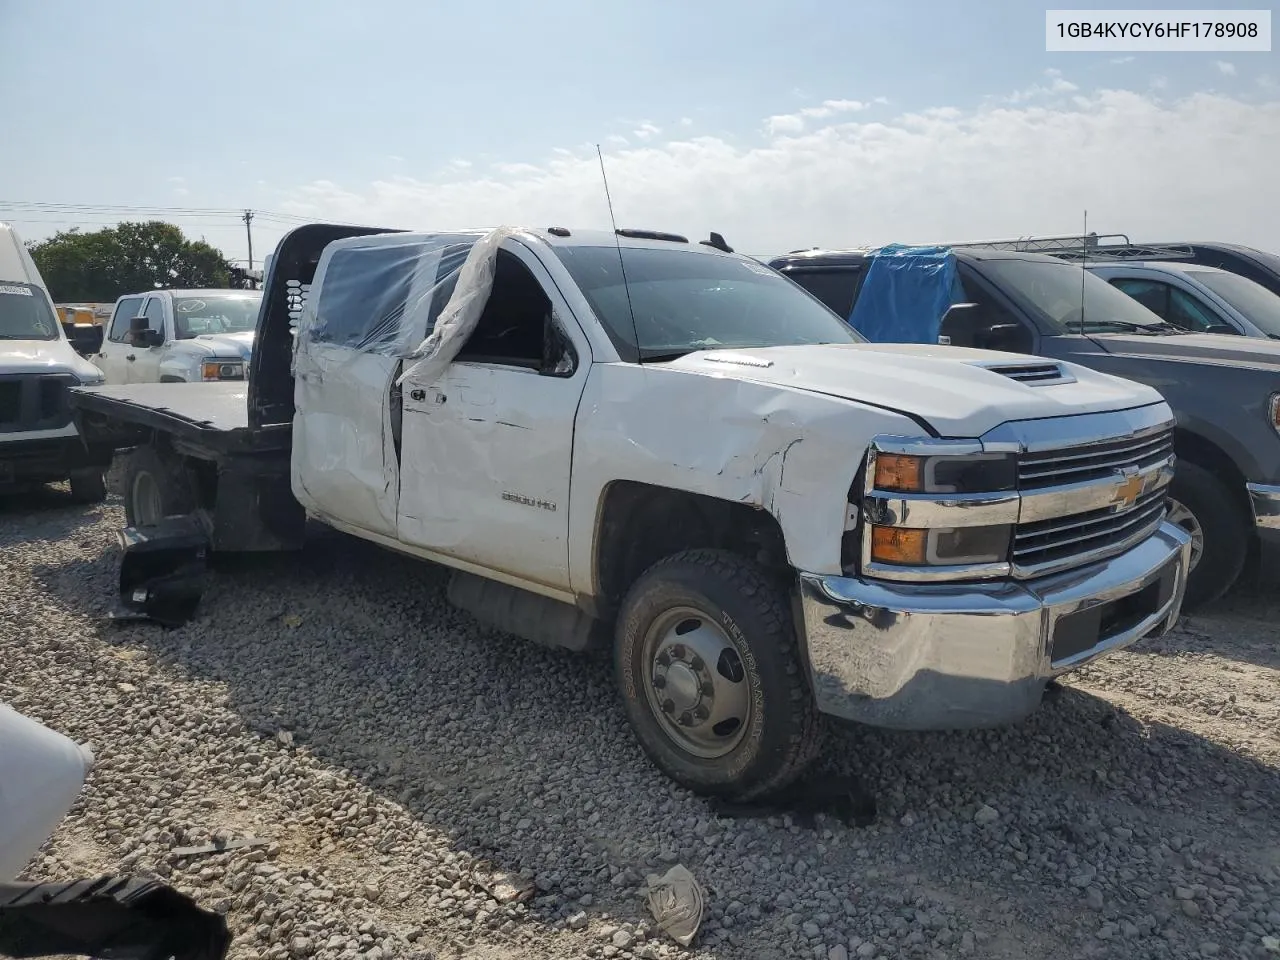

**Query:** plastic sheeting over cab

left=290, top=229, right=502, bottom=538
left=846, top=244, right=964, bottom=344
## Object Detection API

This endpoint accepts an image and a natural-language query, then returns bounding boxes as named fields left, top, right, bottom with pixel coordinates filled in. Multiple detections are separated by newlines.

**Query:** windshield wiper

left=1083, top=319, right=1179, bottom=335
left=640, top=350, right=694, bottom=363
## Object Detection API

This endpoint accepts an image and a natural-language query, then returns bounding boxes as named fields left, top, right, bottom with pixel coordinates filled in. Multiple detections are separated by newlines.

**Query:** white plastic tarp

left=0, top=702, right=94, bottom=881
left=289, top=227, right=510, bottom=538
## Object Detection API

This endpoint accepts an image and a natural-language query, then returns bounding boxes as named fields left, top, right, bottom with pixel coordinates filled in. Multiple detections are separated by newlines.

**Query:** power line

left=0, top=200, right=330, bottom=224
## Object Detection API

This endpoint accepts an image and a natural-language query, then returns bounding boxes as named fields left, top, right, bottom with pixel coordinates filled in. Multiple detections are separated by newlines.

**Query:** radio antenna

left=1078, top=209, right=1087, bottom=336
left=596, top=144, right=643, bottom=364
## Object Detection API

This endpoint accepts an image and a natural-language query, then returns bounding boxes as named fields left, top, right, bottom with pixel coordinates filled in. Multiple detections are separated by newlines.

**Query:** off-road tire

left=1169, top=460, right=1249, bottom=608
left=66, top=468, right=107, bottom=504
left=123, top=445, right=195, bottom=527
left=614, top=548, right=823, bottom=801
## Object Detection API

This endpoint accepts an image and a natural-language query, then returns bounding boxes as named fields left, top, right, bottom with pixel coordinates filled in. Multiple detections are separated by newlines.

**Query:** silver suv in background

left=1086, top=261, right=1280, bottom=340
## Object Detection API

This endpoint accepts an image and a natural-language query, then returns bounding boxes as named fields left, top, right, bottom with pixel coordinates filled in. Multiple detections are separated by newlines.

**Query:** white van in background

left=0, top=222, right=112, bottom=501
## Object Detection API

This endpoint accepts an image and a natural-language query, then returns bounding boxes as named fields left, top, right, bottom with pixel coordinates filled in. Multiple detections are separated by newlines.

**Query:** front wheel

left=1167, top=461, right=1249, bottom=608
left=67, top=468, right=107, bottom=504
left=614, top=549, right=823, bottom=801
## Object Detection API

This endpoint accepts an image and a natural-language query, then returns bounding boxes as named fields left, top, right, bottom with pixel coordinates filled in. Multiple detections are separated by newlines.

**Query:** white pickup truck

left=70, top=222, right=1192, bottom=800
left=1, top=223, right=112, bottom=500
left=93, top=288, right=261, bottom=385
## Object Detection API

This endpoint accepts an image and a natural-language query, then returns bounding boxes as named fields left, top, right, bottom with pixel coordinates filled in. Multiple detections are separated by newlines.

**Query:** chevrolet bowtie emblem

left=1112, top=471, right=1144, bottom=509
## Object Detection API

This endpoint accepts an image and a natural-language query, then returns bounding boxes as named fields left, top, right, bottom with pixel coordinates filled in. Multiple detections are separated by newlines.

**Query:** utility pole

left=242, top=209, right=255, bottom=272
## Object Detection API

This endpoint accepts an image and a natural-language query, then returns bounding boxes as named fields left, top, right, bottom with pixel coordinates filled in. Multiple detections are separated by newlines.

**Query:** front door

left=396, top=241, right=590, bottom=592
left=128, top=296, right=167, bottom=382
left=96, top=295, right=145, bottom=384
left=291, top=236, right=450, bottom=539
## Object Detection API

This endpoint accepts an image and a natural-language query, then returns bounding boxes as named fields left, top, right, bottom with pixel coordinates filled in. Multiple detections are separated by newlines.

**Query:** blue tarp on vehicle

left=845, top=243, right=963, bottom=344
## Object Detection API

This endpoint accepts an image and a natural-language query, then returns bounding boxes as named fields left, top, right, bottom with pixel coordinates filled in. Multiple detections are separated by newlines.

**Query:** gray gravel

left=2, top=484, right=1278, bottom=960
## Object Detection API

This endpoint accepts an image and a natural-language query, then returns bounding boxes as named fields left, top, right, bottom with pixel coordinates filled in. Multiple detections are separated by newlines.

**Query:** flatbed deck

left=70, top=381, right=290, bottom=455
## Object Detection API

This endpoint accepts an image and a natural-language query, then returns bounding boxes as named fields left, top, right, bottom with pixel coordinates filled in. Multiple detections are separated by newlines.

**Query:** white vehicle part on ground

left=290, top=228, right=506, bottom=540
left=0, top=702, right=94, bottom=881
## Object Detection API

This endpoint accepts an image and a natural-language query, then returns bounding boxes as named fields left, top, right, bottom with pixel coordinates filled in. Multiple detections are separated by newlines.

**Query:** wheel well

left=134, top=434, right=218, bottom=511
left=593, top=481, right=790, bottom=614
left=1173, top=428, right=1249, bottom=514
left=159, top=375, right=186, bottom=383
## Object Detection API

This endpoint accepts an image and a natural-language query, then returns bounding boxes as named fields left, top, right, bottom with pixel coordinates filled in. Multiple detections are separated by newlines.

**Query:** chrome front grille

left=1019, top=427, right=1175, bottom=490
left=1014, top=489, right=1167, bottom=576
left=1012, top=425, right=1176, bottom=578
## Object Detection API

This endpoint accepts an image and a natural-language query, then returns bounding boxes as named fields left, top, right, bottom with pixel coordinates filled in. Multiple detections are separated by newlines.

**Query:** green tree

left=28, top=220, right=232, bottom=302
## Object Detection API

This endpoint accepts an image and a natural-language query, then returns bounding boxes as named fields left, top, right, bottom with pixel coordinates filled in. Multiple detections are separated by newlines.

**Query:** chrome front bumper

left=797, top=521, right=1192, bottom=730
left=1246, top=482, right=1280, bottom=532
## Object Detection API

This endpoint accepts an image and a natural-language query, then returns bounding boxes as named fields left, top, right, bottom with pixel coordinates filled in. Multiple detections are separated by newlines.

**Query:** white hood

left=665, top=343, right=1165, bottom=437
left=0, top=338, right=104, bottom=381
left=187, top=330, right=254, bottom=359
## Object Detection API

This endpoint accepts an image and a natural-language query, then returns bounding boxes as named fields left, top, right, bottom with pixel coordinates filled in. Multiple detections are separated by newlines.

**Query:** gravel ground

left=2, top=484, right=1278, bottom=960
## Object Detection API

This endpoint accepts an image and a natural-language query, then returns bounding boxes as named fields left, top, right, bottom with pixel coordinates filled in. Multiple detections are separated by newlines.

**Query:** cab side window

left=949, top=268, right=1035, bottom=353
left=1169, top=288, right=1234, bottom=334
left=454, top=249, right=577, bottom=376
left=1109, top=278, right=1168, bottom=319
left=1110, top=277, right=1235, bottom=334
left=107, top=296, right=144, bottom=342
left=141, top=298, right=166, bottom=338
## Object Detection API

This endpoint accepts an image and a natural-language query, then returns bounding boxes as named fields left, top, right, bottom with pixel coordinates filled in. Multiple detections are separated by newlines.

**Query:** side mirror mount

left=541, top=320, right=576, bottom=377
left=938, top=302, right=980, bottom=347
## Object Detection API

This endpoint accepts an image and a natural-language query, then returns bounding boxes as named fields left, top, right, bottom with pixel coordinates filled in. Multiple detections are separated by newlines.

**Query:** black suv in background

left=769, top=246, right=1280, bottom=608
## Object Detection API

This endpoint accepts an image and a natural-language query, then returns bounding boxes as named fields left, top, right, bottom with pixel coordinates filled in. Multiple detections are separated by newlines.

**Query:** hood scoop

left=973, top=359, right=1074, bottom=386
left=702, top=352, right=775, bottom=369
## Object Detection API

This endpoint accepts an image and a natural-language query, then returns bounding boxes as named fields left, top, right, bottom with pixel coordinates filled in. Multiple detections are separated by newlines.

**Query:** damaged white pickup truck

left=70, top=223, right=1192, bottom=800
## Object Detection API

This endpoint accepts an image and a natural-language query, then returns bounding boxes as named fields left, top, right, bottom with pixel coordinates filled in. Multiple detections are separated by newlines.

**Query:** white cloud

left=679, top=117, right=693, bottom=127
left=765, top=113, right=806, bottom=135
left=1150, top=76, right=1169, bottom=90
left=606, top=134, right=629, bottom=146
left=766, top=98, right=869, bottom=134
left=274, top=87, right=1280, bottom=255
left=1007, top=71, right=1079, bottom=103
left=1111, top=56, right=1134, bottom=64
left=633, top=122, right=661, bottom=141
left=1259, top=74, right=1277, bottom=91
left=387, top=154, right=405, bottom=163
left=1215, top=61, right=1237, bottom=76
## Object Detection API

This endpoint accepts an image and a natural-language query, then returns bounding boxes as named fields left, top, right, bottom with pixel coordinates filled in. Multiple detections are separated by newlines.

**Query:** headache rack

left=944, top=232, right=1200, bottom=264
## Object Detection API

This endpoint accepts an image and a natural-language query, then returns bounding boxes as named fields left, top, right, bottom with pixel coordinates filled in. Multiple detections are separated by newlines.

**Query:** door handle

left=126, top=354, right=136, bottom=361
left=409, top=388, right=425, bottom=401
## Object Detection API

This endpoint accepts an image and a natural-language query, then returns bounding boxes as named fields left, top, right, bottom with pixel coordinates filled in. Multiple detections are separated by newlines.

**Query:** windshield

left=0, top=283, right=58, bottom=340
left=1187, top=269, right=1280, bottom=338
left=553, top=245, right=861, bottom=360
left=976, top=257, right=1171, bottom=335
left=172, top=293, right=262, bottom=339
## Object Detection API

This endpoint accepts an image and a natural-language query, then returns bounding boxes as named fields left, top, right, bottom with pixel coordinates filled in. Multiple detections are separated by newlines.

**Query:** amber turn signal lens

left=870, top=526, right=927, bottom=565
left=873, top=453, right=924, bottom=492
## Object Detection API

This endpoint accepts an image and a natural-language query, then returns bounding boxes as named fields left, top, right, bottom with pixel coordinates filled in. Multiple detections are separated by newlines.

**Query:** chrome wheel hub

left=641, top=607, right=752, bottom=760
left=132, top=471, right=163, bottom=526
left=1166, top=498, right=1204, bottom=572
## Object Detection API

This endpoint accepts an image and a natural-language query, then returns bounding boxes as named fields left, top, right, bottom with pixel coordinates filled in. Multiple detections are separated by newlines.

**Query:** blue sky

left=1, top=0, right=1276, bottom=261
